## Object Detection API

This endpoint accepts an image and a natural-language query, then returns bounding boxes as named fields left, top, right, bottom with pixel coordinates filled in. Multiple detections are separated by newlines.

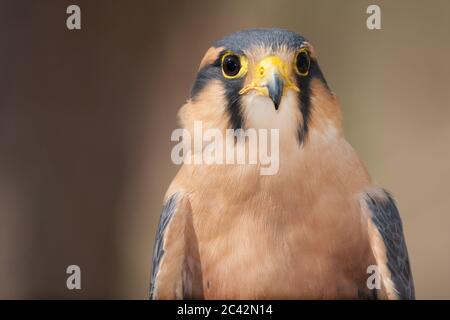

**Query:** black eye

left=295, top=49, right=310, bottom=76
left=222, top=54, right=241, bottom=78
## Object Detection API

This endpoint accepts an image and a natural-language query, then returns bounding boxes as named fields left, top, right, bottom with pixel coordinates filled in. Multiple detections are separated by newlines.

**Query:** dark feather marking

left=149, top=193, right=178, bottom=299
left=366, top=190, right=415, bottom=300
left=295, top=58, right=329, bottom=145
left=191, top=52, right=245, bottom=130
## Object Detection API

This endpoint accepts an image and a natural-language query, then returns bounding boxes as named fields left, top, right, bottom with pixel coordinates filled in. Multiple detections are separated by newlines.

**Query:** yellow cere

left=239, top=55, right=300, bottom=96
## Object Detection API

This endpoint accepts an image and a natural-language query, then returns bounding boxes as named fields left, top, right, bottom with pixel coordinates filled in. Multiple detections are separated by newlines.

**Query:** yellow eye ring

left=221, top=52, right=248, bottom=79
left=294, top=48, right=310, bottom=76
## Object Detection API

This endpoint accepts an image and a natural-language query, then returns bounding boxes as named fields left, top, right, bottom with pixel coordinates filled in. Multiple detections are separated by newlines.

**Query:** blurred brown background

left=0, top=0, right=449, bottom=299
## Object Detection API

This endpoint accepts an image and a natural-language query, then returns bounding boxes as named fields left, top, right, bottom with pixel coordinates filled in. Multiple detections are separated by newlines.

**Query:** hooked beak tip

left=273, top=101, right=280, bottom=110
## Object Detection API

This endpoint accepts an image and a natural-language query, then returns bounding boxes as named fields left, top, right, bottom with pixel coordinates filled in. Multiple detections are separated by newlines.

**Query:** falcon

left=149, top=28, right=415, bottom=299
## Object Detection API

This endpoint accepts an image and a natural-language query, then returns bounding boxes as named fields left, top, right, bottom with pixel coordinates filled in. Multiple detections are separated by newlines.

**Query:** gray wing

left=149, top=194, right=178, bottom=299
left=149, top=193, right=202, bottom=299
left=365, top=190, right=415, bottom=299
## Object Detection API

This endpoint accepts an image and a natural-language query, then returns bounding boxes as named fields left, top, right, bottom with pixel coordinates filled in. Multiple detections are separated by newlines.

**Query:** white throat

left=241, top=90, right=302, bottom=149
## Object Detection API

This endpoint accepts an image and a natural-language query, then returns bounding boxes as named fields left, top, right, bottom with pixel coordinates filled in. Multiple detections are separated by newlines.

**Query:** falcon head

left=184, top=28, right=338, bottom=146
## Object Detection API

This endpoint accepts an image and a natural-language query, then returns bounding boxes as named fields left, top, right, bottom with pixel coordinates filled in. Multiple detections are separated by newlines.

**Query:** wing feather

left=149, top=193, right=202, bottom=299
left=364, top=189, right=415, bottom=299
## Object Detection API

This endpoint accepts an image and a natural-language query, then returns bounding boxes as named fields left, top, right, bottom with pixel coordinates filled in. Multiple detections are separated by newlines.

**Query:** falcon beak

left=267, top=73, right=283, bottom=110
left=239, top=56, right=299, bottom=110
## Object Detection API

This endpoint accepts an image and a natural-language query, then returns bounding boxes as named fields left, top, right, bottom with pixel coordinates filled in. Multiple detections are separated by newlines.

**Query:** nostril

left=258, top=66, right=265, bottom=76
